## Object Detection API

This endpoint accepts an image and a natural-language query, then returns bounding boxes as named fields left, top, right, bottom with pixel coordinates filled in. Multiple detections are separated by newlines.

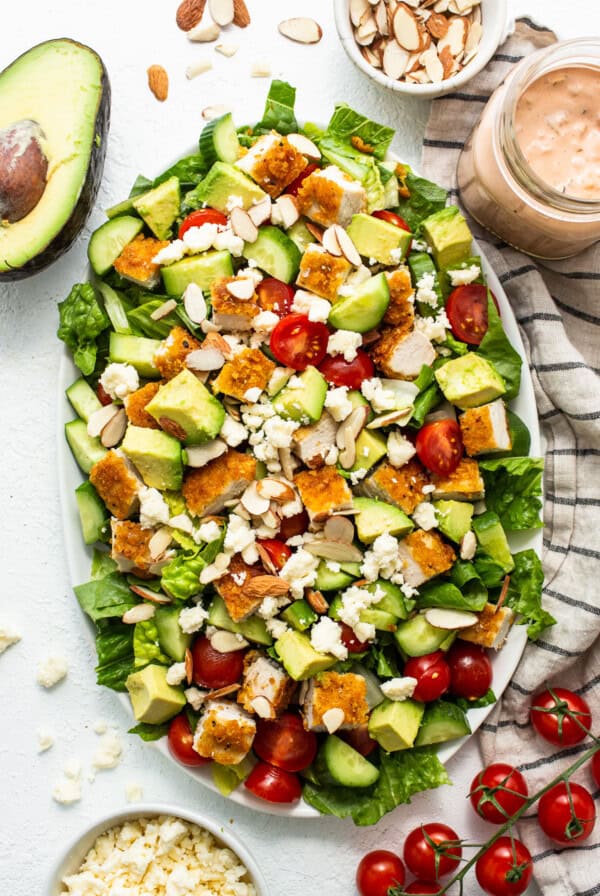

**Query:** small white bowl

left=46, top=803, right=269, bottom=896
left=334, top=0, right=511, bottom=99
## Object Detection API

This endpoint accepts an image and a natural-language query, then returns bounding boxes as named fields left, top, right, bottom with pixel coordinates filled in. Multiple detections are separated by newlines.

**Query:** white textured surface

left=0, top=3, right=591, bottom=894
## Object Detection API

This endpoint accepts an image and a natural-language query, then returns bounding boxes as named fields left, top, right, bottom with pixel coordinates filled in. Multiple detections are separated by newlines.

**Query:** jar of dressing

left=457, top=39, right=600, bottom=259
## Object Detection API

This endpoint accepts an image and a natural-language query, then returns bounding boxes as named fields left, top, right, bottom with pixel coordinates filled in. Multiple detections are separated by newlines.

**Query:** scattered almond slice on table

left=278, top=18, right=323, bottom=45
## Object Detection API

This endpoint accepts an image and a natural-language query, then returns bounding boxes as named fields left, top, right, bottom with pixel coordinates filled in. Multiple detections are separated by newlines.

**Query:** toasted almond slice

left=122, top=604, right=156, bottom=624
left=185, top=438, right=228, bottom=467
left=256, top=543, right=278, bottom=574
left=226, top=278, right=255, bottom=300
left=439, top=44, right=455, bottom=79
left=244, top=575, right=291, bottom=599
left=205, top=682, right=241, bottom=700
left=287, top=133, right=321, bottom=159
left=278, top=447, right=297, bottom=480
left=87, top=404, right=119, bottom=438
left=426, top=11, right=449, bottom=37
left=148, top=527, right=173, bottom=560
left=101, top=408, right=127, bottom=448
left=186, top=59, right=213, bottom=79
left=366, top=408, right=413, bottom=429
left=210, top=630, right=249, bottom=653
left=424, top=608, right=478, bottom=630
left=185, top=647, right=193, bottom=685
left=273, top=195, right=300, bottom=229
left=209, top=0, right=234, bottom=26
left=350, top=0, right=370, bottom=27
left=202, top=104, right=231, bottom=120
left=305, top=221, right=324, bottom=243
left=438, top=16, right=467, bottom=56
left=241, top=482, right=271, bottom=516
left=322, top=226, right=342, bottom=257
left=336, top=406, right=369, bottom=448
left=185, top=347, right=225, bottom=370
left=402, top=0, right=420, bottom=7
left=248, top=197, right=272, bottom=227
left=355, top=17, right=378, bottom=46
left=392, top=4, right=421, bottom=51
left=471, top=4, right=481, bottom=25
left=182, top=283, right=207, bottom=324
left=251, top=696, right=274, bottom=718
left=256, top=478, right=295, bottom=502
left=278, top=17, right=323, bottom=44
left=261, top=508, right=281, bottom=530
left=334, top=226, right=362, bottom=266
left=418, top=27, right=431, bottom=52
left=338, top=425, right=356, bottom=469
left=187, top=21, right=221, bottom=41
left=421, top=46, right=444, bottom=82
left=230, top=206, right=259, bottom=243
left=433, top=0, right=450, bottom=10
left=151, top=298, right=178, bottom=320
left=322, top=708, right=346, bottom=734
left=130, top=584, right=172, bottom=604
left=324, top=516, right=355, bottom=544
left=360, top=44, right=382, bottom=69
left=459, top=530, right=477, bottom=561
left=374, top=1, right=389, bottom=36
left=405, top=51, right=422, bottom=74
left=204, top=330, right=233, bottom=358
left=465, top=19, right=482, bottom=54
left=306, top=588, right=329, bottom=614
left=304, top=541, right=363, bottom=563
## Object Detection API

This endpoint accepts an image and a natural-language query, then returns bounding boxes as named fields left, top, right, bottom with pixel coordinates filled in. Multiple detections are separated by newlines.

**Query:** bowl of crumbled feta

left=48, top=806, right=267, bottom=896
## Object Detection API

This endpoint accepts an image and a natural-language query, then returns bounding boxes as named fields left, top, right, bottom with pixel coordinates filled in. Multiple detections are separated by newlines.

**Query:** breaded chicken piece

left=214, top=554, right=265, bottom=622
left=182, top=449, right=257, bottom=517
left=371, top=327, right=436, bottom=380
left=235, top=133, right=307, bottom=198
left=193, top=700, right=256, bottom=765
left=297, top=166, right=366, bottom=229
left=459, top=400, right=512, bottom=457
left=294, top=465, right=353, bottom=522
left=210, top=277, right=260, bottom=331
left=89, top=450, right=140, bottom=520
left=396, top=529, right=456, bottom=588
left=113, top=233, right=169, bottom=288
left=383, top=268, right=415, bottom=331
left=302, top=672, right=369, bottom=732
left=431, top=458, right=485, bottom=501
left=296, top=244, right=351, bottom=301
left=154, top=326, right=202, bottom=381
left=110, top=519, right=154, bottom=572
left=458, top=603, right=515, bottom=650
left=237, top=650, right=296, bottom=718
left=359, top=458, right=430, bottom=515
left=213, top=348, right=276, bottom=401
left=124, top=381, right=162, bottom=430
left=292, top=411, right=338, bottom=469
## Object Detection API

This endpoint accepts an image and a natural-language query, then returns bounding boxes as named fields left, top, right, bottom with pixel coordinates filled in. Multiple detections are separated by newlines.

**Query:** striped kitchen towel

left=422, top=19, right=600, bottom=896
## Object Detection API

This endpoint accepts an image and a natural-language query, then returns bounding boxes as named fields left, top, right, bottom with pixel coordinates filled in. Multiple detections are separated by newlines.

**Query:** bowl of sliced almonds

left=334, top=0, right=510, bottom=98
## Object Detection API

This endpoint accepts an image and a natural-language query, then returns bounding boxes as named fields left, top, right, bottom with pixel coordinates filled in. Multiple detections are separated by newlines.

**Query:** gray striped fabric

left=422, top=20, right=600, bottom=896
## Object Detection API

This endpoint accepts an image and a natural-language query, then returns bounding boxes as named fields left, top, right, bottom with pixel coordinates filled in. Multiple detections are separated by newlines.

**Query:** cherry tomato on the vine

left=252, top=713, right=317, bottom=773
left=591, top=750, right=600, bottom=789
left=538, top=781, right=596, bottom=846
left=446, top=284, right=499, bottom=346
left=192, top=636, right=245, bottom=689
left=415, top=419, right=464, bottom=476
left=270, top=313, right=329, bottom=370
left=256, top=538, right=291, bottom=572
left=256, top=278, right=295, bottom=317
left=469, top=763, right=529, bottom=825
left=244, top=761, right=302, bottom=803
left=167, top=714, right=210, bottom=767
left=356, top=850, right=405, bottom=896
left=403, top=651, right=451, bottom=703
left=178, top=207, right=227, bottom=238
left=318, top=349, right=375, bottom=389
left=475, top=836, right=533, bottom=896
left=403, top=883, right=442, bottom=895
left=447, top=642, right=493, bottom=701
left=284, top=163, right=319, bottom=197
left=403, top=823, right=462, bottom=881
left=530, top=687, right=592, bottom=746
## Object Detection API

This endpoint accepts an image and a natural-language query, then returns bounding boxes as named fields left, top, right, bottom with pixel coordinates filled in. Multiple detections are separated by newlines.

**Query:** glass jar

left=457, top=39, right=600, bottom=259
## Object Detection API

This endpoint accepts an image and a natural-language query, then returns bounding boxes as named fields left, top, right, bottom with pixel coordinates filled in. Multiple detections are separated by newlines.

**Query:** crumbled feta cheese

left=200, top=552, right=232, bottom=584
left=225, top=194, right=244, bottom=212
left=64, top=757, right=82, bottom=779
left=52, top=775, right=81, bottom=805
left=125, top=782, right=143, bottom=803
left=93, top=719, right=108, bottom=735
left=338, top=265, right=372, bottom=297
left=263, top=415, right=299, bottom=448
left=422, top=483, right=435, bottom=494
left=252, top=310, right=279, bottom=335
left=412, top=502, right=438, bottom=531
left=37, top=655, right=68, bottom=688
left=415, top=310, right=450, bottom=343
left=185, top=686, right=208, bottom=711
left=213, top=227, right=244, bottom=256
left=37, top=728, right=54, bottom=752
left=220, top=415, right=249, bottom=447
left=336, top=585, right=381, bottom=643
left=326, top=329, right=362, bottom=362
left=279, top=548, right=319, bottom=600
left=310, top=617, right=348, bottom=661
left=387, top=431, right=417, bottom=468
left=224, top=513, right=256, bottom=556
left=326, top=561, right=341, bottom=573
left=448, top=264, right=480, bottom=286
left=324, top=385, right=353, bottom=422
left=181, top=222, right=220, bottom=253
left=361, top=377, right=397, bottom=412
left=243, top=386, right=263, bottom=402
left=195, top=519, right=222, bottom=544
left=361, top=533, right=401, bottom=582
left=138, top=486, right=170, bottom=529
left=412, top=238, right=430, bottom=253
left=291, top=290, right=332, bottom=323
left=415, top=272, right=439, bottom=308
left=265, top=618, right=290, bottom=640
left=0, top=622, right=21, bottom=655
left=152, top=239, right=186, bottom=265
left=178, top=605, right=208, bottom=634
left=380, top=677, right=418, bottom=701
left=222, top=333, right=247, bottom=355
left=93, top=731, right=123, bottom=770
left=166, top=662, right=187, bottom=686
left=99, top=362, right=139, bottom=401
left=349, top=468, right=367, bottom=485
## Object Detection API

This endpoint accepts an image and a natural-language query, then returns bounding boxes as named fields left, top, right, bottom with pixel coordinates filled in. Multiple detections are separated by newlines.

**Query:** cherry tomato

left=475, top=836, right=533, bottom=896
left=318, top=349, right=375, bottom=389
left=404, top=883, right=442, bottom=895
left=372, top=209, right=412, bottom=233
left=530, top=687, right=592, bottom=747
left=537, top=781, right=596, bottom=846
left=591, top=750, right=600, bottom=789
left=192, top=636, right=245, bottom=689
left=97, top=382, right=113, bottom=406
left=178, top=207, right=227, bottom=239
left=447, top=642, right=493, bottom=701
left=469, top=763, right=529, bottom=825
left=340, top=622, right=370, bottom=653
left=341, top=726, right=378, bottom=757
left=356, top=850, right=405, bottom=896
left=403, top=823, right=462, bottom=880
left=403, top=651, right=451, bottom=703
left=415, top=419, right=464, bottom=476
left=167, top=714, right=210, bottom=767
left=257, top=538, right=292, bottom=572
left=278, top=509, right=309, bottom=541
left=284, top=162, right=319, bottom=197
left=244, top=761, right=302, bottom=803
left=445, top=284, right=499, bottom=346
left=270, top=313, right=329, bottom=370
left=256, top=278, right=295, bottom=317
left=253, top=713, right=317, bottom=772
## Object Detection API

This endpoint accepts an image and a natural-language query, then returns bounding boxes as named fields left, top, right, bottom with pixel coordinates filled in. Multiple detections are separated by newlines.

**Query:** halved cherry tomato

left=475, top=836, right=533, bottom=896
left=404, top=883, right=442, bottom=895
left=469, top=763, right=529, bottom=825
left=284, top=163, right=319, bottom=197
left=538, top=781, right=596, bottom=846
left=403, top=651, right=451, bottom=703
left=372, top=209, right=412, bottom=233
left=178, top=207, right=228, bottom=239
left=446, top=284, right=499, bottom=346
left=192, top=636, right=245, bottom=689
left=340, top=622, right=370, bottom=653
left=530, top=687, right=592, bottom=746
left=257, top=538, right=292, bottom=572
left=591, top=750, right=600, bottom=789
left=256, top=278, right=295, bottom=317
left=447, top=642, right=493, bottom=701
left=270, top=313, right=329, bottom=370
left=356, top=850, right=405, bottom=896
left=415, top=419, right=463, bottom=476
left=244, top=761, right=302, bottom=803
left=278, top=509, right=309, bottom=541
left=342, top=726, right=378, bottom=757
left=97, top=382, right=113, bottom=406
left=318, top=349, right=375, bottom=389
left=403, top=823, right=462, bottom=880
left=167, top=714, right=210, bottom=767
left=253, top=713, right=317, bottom=772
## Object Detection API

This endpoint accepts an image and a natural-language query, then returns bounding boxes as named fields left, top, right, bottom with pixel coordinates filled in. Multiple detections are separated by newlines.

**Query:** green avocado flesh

left=0, top=39, right=109, bottom=279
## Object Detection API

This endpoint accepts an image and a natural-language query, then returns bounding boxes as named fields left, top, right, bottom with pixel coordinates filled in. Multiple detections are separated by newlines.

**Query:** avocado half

left=0, top=38, right=110, bottom=281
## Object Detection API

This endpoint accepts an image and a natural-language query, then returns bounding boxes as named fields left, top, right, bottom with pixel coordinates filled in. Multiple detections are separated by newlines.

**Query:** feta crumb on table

left=92, top=731, right=123, bottom=770
left=0, top=622, right=21, bottom=655
left=37, top=728, right=55, bottom=753
left=36, top=655, right=68, bottom=688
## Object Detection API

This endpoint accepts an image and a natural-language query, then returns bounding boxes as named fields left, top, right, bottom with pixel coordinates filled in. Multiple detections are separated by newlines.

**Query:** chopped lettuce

left=75, top=573, right=137, bottom=622
left=133, top=618, right=170, bottom=668
left=449, top=561, right=488, bottom=608
left=477, top=297, right=522, bottom=400
left=324, top=103, right=394, bottom=161
left=160, top=553, right=206, bottom=601
left=91, top=549, right=118, bottom=581
left=319, top=136, right=384, bottom=211
left=129, top=722, right=170, bottom=741
left=128, top=154, right=207, bottom=197
left=418, top=577, right=487, bottom=613
left=454, top=688, right=497, bottom=712
left=395, top=171, right=448, bottom=232
left=504, top=549, right=555, bottom=640
left=57, top=283, right=110, bottom=375
left=128, top=297, right=180, bottom=339
left=479, top=457, right=544, bottom=531
left=95, top=620, right=135, bottom=691
left=256, top=79, right=298, bottom=135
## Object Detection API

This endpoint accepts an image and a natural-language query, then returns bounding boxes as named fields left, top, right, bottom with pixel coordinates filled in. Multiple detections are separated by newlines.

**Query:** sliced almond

left=306, top=588, right=329, bottom=615
left=439, top=44, right=455, bottom=79
left=261, top=508, right=281, bottom=530
left=148, top=527, right=173, bottom=560
left=243, top=575, right=291, bottom=599
left=438, top=16, right=467, bottom=56
left=248, top=197, right=272, bottom=227
left=202, top=104, right=231, bottom=120
left=382, top=40, right=410, bottom=79
left=333, top=226, right=362, bottom=266
left=130, top=584, right=172, bottom=604
left=278, top=17, right=323, bottom=44
left=322, top=708, right=345, bottom=734
left=122, top=604, right=156, bottom=624
left=185, top=347, right=225, bottom=370
left=273, top=195, right=300, bottom=229
left=209, top=0, right=234, bottom=26
left=464, top=19, right=482, bottom=55
left=392, top=4, right=421, bottom=50
left=187, top=21, right=221, bottom=41
left=322, top=226, right=342, bottom=257
left=100, top=408, right=127, bottom=448
left=215, top=42, right=239, bottom=57
left=336, top=406, right=369, bottom=448
left=459, top=530, right=477, bottom=561
left=204, top=330, right=233, bottom=358
left=426, top=11, right=449, bottom=38
left=87, top=403, right=119, bottom=438
left=251, top=696, right=274, bottom=718
left=183, top=283, right=207, bottom=324
left=287, top=133, right=321, bottom=159
left=305, top=221, right=324, bottom=243
left=355, top=16, right=378, bottom=45
left=424, top=608, right=479, bottom=630
left=360, top=44, right=382, bottom=68
left=366, top=408, right=413, bottom=429
left=230, top=206, right=259, bottom=243
left=186, top=59, right=213, bottom=79
left=421, top=46, right=444, bottom=82
left=324, top=516, right=355, bottom=544
left=257, top=543, right=278, bottom=575
left=433, top=0, right=450, bottom=10
left=150, top=298, right=178, bottom=320
left=304, top=541, right=363, bottom=563
left=350, top=0, right=370, bottom=27
left=241, top=482, right=271, bottom=516
left=338, top=425, right=356, bottom=470
left=374, top=1, right=389, bottom=36
left=256, top=478, right=295, bottom=503
left=185, top=647, right=194, bottom=685
left=226, top=278, right=255, bottom=300
left=185, top=439, right=228, bottom=467
left=210, top=629, right=249, bottom=653
left=205, top=682, right=241, bottom=701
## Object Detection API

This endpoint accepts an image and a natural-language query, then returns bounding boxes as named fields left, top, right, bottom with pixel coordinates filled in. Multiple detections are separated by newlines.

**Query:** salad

left=59, top=81, right=554, bottom=825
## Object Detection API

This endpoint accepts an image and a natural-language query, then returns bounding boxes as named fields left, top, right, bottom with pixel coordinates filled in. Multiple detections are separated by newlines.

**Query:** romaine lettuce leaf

left=395, top=171, right=448, bottom=232
left=128, top=298, right=180, bottom=339
left=133, top=618, right=170, bottom=668
left=319, top=136, right=385, bottom=212
left=477, top=297, right=522, bottom=400
left=479, top=457, right=544, bottom=531
left=129, top=722, right=170, bottom=741
left=324, top=103, right=394, bottom=160
left=57, top=283, right=109, bottom=375
left=95, top=620, right=135, bottom=691
left=503, top=549, right=555, bottom=640
left=256, top=80, right=298, bottom=135
left=418, top=578, right=487, bottom=613
left=160, top=553, right=206, bottom=601
left=75, top=573, right=137, bottom=622
left=90, top=549, right=118, bottom=581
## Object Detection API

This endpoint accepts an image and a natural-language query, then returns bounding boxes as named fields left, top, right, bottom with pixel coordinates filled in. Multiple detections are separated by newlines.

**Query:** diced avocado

left=421, top=206, right=473, bottom=269
left=66, top=378, right=102, bottom=422
left=207, top=596, right=272, bottom=645
left=347, top=429, right=387, bottom=475
left=434, top=500, right=474, bottom=543
left=146, top=368, right=225, bottom=445
left=414, top=701, right=471, bottom=747
left=287, top=219, right=314, bottom=253
left=196, top=161, right=267, bottom=212
left=109, top=332, right=161, bottom=379
left=315, top=735, right=380, bottom=788
left=328, top=272, right=390, bottom=334
left=280, top=599, right=319, bottom=632
left=435, top=354, right=506, bottom=409
left=347, top=389, right=374, bottom=421
left=394, top=614, right=449, bottom=657
left=161, top=250, right=234, bottom=296
left=121, top=425, right=182, bottom=490
left=154, top=606, right=192, bottom=662
left=272, top=365, right=327, bottom=423
left=472, top=511, right=514, bottom=574
left=367, top=580, right=410, bottom=620
left=126, top=663, right=186, bottom=724
left=105, top=195, right=136, bottom=219
left=274, top=630, right=337, bottom=681
left=75, top=481, right=108, bottom=545
left=65, top=419, right=107, bottom=473
left=243, top=225, right=301, bottom=284
left=315, top=561, right=355, bottom=592
left=132, top=176, right=180, bottom=240
left=328, top=595, right=397, bottom=631
left=354, top=497, right=413, bottom=545
left=346, top=213, right=413, bottom=265
left=368, top=698, right=425, bottom=751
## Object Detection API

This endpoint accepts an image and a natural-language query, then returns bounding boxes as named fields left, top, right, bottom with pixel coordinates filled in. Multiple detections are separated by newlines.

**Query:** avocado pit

left=0, top=119, right=48, bottom=223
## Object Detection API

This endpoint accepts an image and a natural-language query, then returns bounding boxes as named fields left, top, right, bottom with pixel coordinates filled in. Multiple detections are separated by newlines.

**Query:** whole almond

left=147, top=65, right=169, bottom=102
left=233, top=0, right=251, bottom=27
left=427, top=11, right=450, bottom=38
left=244, top=575, right=291, bottom=599
left=176, top=0, right=207, bottom=31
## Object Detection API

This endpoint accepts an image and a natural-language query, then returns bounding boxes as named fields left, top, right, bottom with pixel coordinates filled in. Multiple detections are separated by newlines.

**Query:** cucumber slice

left=88, top=215, right=144, bottom=276
left=242, top=226, right=301, bottom=284
left=317, top=735, right=380, bottom=788
left=155, top=606, right=192, bottom=661
left=75, top=480, right=108, bottom=544
left=66, top=378, right=102, bottom=422
left=109, top=332, right=161, bottom=378
left=207, top=596, right=272, bottom=646
left=394, top=614, right=449, bottom=657
left=97, top=281, right=131, bottom=335
left=314, top=561, right=355, bottom=592
left=280, top=600, right=318, bottom=632
left=414, top=701, right=471, bottom=747
left=328, top=272, right=390, bottom=333
left=199, top=113, right=240, bottom=166
left=65, top=420, right=107, bottom=473
left=105, top=196, right=137, bottom=219
left=161, top=250, right=233, bottom=296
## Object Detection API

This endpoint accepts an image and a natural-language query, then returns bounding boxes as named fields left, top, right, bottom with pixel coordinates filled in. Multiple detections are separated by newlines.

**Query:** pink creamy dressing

left=514, top=65, right=600, bottom=200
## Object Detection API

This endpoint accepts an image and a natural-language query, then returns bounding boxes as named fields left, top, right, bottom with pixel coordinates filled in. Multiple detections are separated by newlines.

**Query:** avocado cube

left=353, top=497, right=413, bottom=545
left=126, top=663, right=186, bottom=724
left=434, top=500, right=474, bottom=543
left=145, top=368, right=225, bottom=445
left=280, top=600, right=319, bottom=632
left=272, top=365, right=327, bottom=423
left=347, top=213, right=413, bottom=265
left=133, top=176, right=181, bottom=240
left=197, top=161, right=267, bottom=213
left=368, top=698, right=425, bottom=751
left=421, top=206, right=473, bottom=269
left=435, top=354, right=506, bottom=409
left=121, top=425, right=182, bottom=490
left=274, top=630, right=337, bottom=681
left=348, top=429, right=386, bottom=475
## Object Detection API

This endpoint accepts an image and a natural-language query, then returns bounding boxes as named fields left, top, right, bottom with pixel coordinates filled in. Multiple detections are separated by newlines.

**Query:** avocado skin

left=0, top=39, right=111, bottom=281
